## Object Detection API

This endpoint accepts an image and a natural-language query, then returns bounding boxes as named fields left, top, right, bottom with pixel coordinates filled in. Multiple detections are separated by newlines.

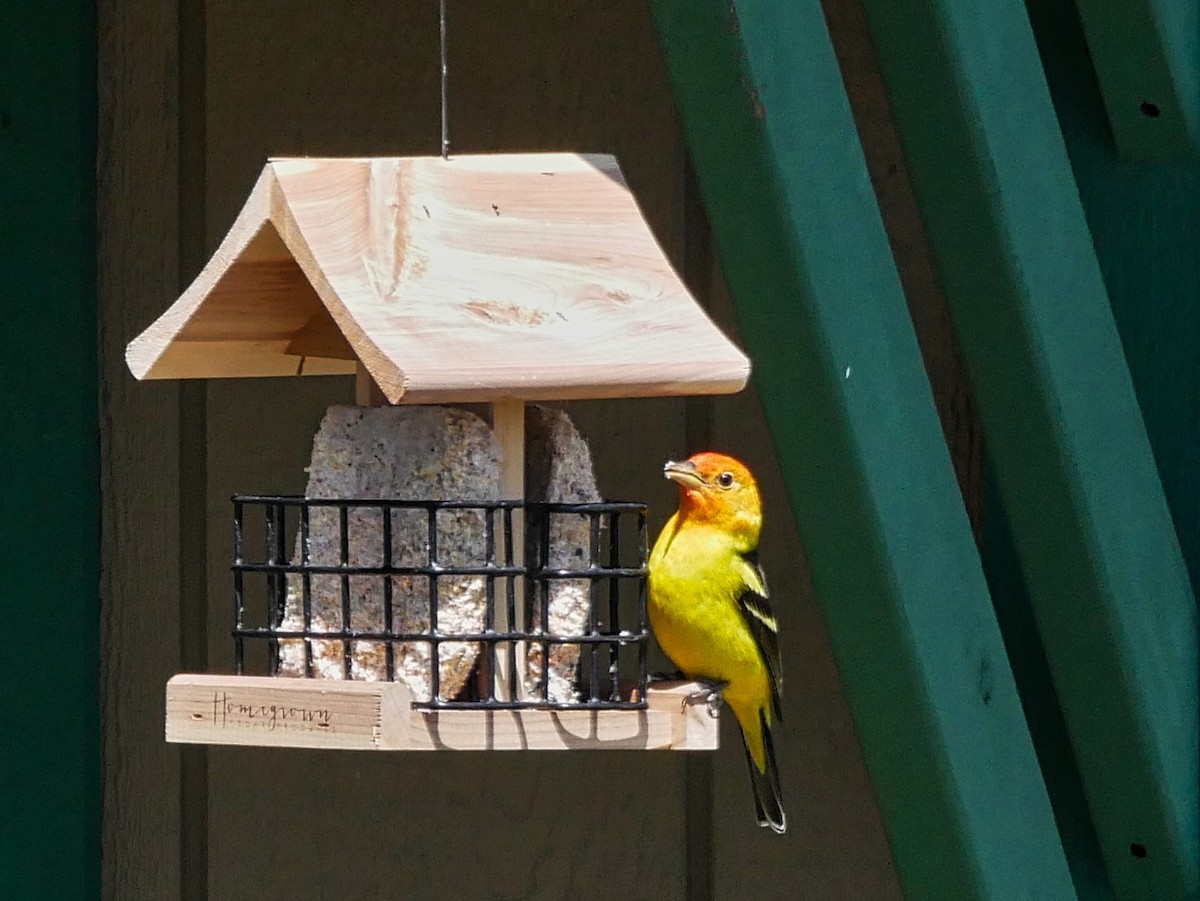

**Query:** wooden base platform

left=165, top=674, right=719, bottom=752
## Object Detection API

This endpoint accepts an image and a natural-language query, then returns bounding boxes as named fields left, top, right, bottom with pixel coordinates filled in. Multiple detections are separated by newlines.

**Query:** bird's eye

left=716, top=471, right=735, bottom=489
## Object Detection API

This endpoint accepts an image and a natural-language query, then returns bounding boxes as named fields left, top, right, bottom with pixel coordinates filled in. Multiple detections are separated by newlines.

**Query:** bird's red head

left=663, top=452, right=762, bottom=549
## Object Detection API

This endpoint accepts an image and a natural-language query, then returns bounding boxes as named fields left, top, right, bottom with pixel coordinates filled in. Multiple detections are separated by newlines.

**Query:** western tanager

left=648, top=452, right=785, bottom=833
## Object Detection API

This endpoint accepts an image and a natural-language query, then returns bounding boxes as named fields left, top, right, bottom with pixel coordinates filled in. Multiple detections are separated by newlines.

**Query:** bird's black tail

left=742, top=709, right=785, bottom=834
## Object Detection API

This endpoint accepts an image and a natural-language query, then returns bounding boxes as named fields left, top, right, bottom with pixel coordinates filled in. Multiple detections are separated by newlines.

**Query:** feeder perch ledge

left=124, top=153, right=750, bottom=403
left=166, top=675, right=719, bottom=752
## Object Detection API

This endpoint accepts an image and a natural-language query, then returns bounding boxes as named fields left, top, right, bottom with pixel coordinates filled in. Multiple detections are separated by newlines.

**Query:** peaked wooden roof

left=125, top=153, right=750, bottom=403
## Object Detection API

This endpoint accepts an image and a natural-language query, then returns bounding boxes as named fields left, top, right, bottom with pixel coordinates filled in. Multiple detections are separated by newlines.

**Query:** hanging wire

left=439, top=0, right=449, bottom=159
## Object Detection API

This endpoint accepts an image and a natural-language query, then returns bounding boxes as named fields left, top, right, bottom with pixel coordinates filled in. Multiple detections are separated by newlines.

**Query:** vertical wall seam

left=178, top=0, right=209, bottom=897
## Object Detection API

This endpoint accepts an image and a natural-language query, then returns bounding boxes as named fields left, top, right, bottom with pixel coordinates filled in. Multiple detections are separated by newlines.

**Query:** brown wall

left=97, top=1, right=975, bottom=897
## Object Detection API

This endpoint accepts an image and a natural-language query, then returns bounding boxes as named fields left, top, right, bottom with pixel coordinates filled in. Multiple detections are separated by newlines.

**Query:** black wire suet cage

left=231, top=496, right=650, bottom=711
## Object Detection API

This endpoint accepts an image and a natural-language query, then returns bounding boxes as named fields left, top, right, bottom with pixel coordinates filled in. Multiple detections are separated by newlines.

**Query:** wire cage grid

left=231, top=495, right=650, bottom=712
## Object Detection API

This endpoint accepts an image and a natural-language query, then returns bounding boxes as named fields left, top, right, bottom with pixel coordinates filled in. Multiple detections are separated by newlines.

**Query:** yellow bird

left=648, top=451, right=785, bottom=833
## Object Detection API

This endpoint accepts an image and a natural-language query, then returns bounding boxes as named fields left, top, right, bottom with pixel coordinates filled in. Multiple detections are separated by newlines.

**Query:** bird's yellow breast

left=647, top=514, right=769, bottom=709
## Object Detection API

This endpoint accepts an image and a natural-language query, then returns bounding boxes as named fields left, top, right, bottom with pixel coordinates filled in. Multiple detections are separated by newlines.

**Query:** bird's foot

left=684, top=679, right=728, bottom=719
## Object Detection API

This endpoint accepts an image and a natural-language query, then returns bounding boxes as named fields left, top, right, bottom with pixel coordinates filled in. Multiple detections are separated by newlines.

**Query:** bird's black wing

left=736, top=550, right=783, bottom=721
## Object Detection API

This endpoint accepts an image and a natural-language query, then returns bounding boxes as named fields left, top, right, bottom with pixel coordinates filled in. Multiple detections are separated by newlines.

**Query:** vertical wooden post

left=355, top=362, right=387, bottom=406
left=99, top=0, right=184, bottom=895
left=491, top=399, right=525, bottom=700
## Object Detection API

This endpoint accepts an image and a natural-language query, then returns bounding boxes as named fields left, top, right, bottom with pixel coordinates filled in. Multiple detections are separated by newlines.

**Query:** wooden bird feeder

left=127, top=152, right=749, bottom=752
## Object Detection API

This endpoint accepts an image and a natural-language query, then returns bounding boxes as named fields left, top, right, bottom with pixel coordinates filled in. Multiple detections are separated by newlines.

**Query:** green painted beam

left=856, top=1, right=1200, bottom=898
left=983, top=475, right=1116, bottom=901
left=1029, top=0, right=1200, bottom=609
left=1071, top=0, right=1200, bottom=160
left=650, top=3, right=1074, bottom=898
left=1028, top=0, right=1200, bottom=891
left=0, top=4, right=99, bottom=900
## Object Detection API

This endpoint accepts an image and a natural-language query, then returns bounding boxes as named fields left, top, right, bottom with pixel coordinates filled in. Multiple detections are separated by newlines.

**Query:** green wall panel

left=0, top=5, right=100, bottom=899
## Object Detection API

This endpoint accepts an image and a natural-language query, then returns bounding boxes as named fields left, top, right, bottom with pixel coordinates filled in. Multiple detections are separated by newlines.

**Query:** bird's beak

left=664, top=459, right=706, bottom=490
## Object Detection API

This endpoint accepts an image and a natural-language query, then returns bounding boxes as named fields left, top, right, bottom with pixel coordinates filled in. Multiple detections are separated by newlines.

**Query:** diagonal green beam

left=1071, top=0, right=1200, bottom=160
left=650, top=2, right=1074, bottom=897
left=857, top=1, right=1200, bottom=897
